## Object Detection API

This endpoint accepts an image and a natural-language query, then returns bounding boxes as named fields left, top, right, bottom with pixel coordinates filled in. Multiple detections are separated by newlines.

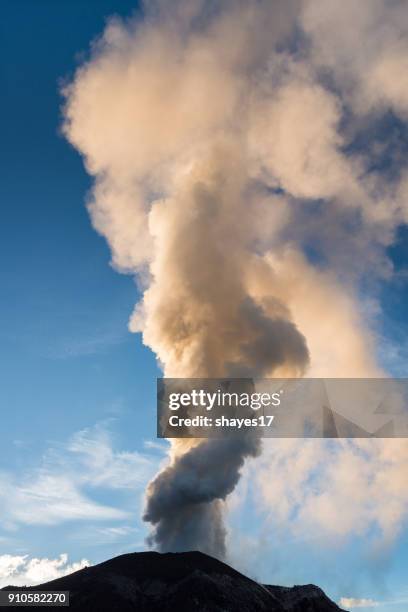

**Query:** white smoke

left=62, top=0, right=408, bottom=558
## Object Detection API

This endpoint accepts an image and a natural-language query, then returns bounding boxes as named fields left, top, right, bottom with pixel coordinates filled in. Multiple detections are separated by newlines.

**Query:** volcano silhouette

left=2, top=550, right=346, bottom=611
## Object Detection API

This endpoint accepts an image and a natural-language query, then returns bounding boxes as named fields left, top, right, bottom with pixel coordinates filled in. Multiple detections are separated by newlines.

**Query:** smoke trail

left=62, top=0, right=408, bottom=557
left=135, top=135, right=309, bottom=556
left=62, top=0, right=309, bottom=558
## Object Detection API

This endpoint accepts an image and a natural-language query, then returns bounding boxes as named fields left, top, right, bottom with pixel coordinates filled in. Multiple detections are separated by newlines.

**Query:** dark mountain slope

left=2, top=550, right=346, bottom=611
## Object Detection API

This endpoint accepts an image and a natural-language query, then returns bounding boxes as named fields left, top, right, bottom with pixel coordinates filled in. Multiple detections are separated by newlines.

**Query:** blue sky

left=0, top=1, right=162, bottom=457
left=0, top=1, right=407, bottom=610
left=0, top=0, right=163, bottom=573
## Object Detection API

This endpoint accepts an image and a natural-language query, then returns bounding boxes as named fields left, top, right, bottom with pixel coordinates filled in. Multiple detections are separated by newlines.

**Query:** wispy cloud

left=46, top=329, right=127, bottom=359
left=0, top=471, right=127, bottom=526
left=69, top=524, right=142, bottom=548
left=245, top=438, right=408, bottom=545
left=66, top=425, right=157, bottom=489
left=0, top=553, right=89, bottom=588
left=0, top=424, right=161, bottom=529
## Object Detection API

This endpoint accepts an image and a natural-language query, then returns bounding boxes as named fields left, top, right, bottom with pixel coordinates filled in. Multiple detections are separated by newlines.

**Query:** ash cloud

left=144, top=435, right=261, bottom=557
left=63, top=0, right=408, bottom=559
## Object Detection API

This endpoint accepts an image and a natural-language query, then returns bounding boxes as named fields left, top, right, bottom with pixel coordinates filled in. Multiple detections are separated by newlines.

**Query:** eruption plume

left=63, top=0, right=408, bottom=558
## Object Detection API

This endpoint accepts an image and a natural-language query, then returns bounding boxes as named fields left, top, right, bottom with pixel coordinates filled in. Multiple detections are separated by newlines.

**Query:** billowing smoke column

left=138, top=145, right=309, bottom=556
left=63, top=0, right=408, bottom=557
left=63, top=0, right=309, bottom=558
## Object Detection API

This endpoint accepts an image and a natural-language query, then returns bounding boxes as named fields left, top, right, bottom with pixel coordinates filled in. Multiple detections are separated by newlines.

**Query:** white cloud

left=0, top=554, right=89, bottom=588
left=339, top=597, right=380, bottom=608
left=0, top=424, right=161, bottom=528
left=249, top=438, right=408, bottom=544
left=340, top=596, right=408, bottom=609
left=0, top=472, right=127, bottom=526
left=66, top=425, right=157, bottom=489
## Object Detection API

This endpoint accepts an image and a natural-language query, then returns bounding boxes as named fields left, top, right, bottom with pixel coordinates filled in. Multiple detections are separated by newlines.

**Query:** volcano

left=2, top=550, right=346, bottom=611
